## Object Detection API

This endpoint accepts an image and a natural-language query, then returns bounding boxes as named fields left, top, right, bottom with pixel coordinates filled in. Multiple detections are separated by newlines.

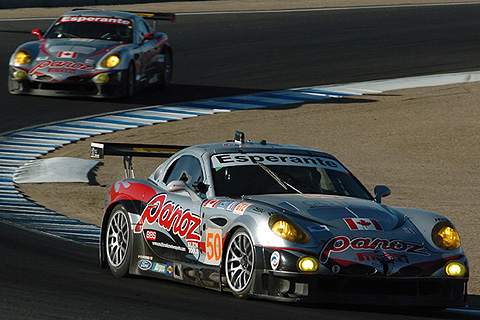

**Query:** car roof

left=181, top=140, right=338, bottom=160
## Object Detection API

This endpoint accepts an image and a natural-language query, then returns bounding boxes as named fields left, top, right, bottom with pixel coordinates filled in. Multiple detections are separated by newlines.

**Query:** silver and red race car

left=91, top=132, right=468, bottom=308
left=8, top=9, right=173, bottom=98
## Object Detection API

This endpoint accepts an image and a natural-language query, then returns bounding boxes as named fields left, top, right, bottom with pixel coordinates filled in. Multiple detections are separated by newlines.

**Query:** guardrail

left=0, top=0, right=170, bottom=9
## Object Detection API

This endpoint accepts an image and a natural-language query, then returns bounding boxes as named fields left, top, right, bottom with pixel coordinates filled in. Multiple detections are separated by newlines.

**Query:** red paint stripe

left=85, top=44, right=125, bottom=57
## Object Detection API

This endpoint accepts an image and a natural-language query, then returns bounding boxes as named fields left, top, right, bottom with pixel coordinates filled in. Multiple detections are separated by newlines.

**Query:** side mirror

left=166, top=180, right=202, bottom=202
left=374, top=185, right=391, bottom=204
left=141, top=33, right=155, bottom=44
left=31, top=29, right=43, bottom=40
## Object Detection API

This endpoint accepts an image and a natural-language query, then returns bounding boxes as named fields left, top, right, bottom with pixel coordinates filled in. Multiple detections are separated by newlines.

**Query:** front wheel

left=160, top=50, right=173, bottom=87
left=124, top=63, right=136, bottom=98
left=224, top=228, right=255, bottom=298
left=105, top=204, right=132, bottom=277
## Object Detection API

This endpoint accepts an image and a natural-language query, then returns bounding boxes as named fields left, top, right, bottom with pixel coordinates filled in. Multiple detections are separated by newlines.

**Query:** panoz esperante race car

left=91, top=132, right=468, bottom=307
left=8, top=9, right=173, bottom=98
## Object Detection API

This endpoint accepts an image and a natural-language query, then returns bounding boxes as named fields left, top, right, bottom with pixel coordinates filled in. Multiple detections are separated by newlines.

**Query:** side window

left=136, top=20, right=151, bottom=43
left=163, top=155, right=204, bottom=187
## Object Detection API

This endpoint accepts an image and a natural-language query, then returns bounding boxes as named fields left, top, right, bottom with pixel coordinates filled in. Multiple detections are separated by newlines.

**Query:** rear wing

left=128, top=11, right=176, bottom=22
left=90, top=142, right=187, bottom=178
left=72, top=8, right=175, bottom=22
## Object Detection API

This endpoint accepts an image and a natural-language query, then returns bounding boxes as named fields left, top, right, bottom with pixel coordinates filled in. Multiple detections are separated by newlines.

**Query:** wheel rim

left=106, top=210, right=130, bottom=267
left=225, top=232, right=254, bottom=292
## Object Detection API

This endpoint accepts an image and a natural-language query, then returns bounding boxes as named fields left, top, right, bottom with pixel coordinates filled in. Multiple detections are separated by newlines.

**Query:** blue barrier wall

left=0, top=0, right=174, bottom=9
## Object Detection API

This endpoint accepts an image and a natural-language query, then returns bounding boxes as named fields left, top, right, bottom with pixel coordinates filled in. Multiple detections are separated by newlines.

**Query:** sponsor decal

left=59, top=16, right=133, bottom=26
left=331, top=265, right=341, bottom=274
left=137, top=255, right=153, bottom=261
left=29, top=60, right=93, bottom=74
left=151, top=241, right=186, bottom=252
left=205, top=228, right=222, bottom=265
left=134, top=194, right=201, bottom=243
left=166, top=262, right=174, bottom=277
left=226, top=202, right=239, bottom=212
left=152, top=262, right=167, bottom=274
left=211, top=153, right=346, bottom=172
left=138, top=259, right=152, bottom=271
left=48, top=68, right=76, bottom=74
left=57, top=51, right=78, bottom=59
left=403, top=227, right=417, bottom=235
left=356, top=251, right=409, bottom=263
left=203, top=199, right=221, bottom=208
left=188, top=241, right=199, bottom=256
left=270, top=251, right=280, bottom=270
left=233, top=203, right=250, bottom=215
left=145, top=230, right=157, bottom=241
left=344, top=218, right=383, bottom=231
left=320, top=236, right=429, bottom=263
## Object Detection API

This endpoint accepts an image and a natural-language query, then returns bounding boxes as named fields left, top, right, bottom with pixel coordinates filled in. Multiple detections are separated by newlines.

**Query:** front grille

left=318, top=278, right=441, bottom=296
left=30, top=81, right=98, bottom=94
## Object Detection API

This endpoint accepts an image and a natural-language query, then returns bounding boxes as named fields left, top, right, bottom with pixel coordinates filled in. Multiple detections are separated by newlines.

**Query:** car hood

left=40, top=38, right=123, bottom=60
left=245, top=194, right=406, bottom=232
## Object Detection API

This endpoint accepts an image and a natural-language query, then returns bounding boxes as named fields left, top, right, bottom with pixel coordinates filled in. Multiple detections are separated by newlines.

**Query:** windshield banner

left=59, top=16, right=133, bottom=26
left=211, top=153, right=346, bottom=172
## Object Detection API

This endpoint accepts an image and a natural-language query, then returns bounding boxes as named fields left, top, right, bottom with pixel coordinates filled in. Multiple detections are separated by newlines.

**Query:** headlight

left=101, top=54, right=121, bottom=68
left=14, top=49, right=31, bottom=65
left=445, top=260, right=466, bottom=277
left=432, top=221, right=461, bottom=250
left=269, top=215, right=309, bottom=244
left=297, top=256, right=319, bottom=273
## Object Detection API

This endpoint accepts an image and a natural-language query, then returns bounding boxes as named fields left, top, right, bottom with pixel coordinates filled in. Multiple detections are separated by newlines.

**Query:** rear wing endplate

left=90, top=142, right=187, bottom=179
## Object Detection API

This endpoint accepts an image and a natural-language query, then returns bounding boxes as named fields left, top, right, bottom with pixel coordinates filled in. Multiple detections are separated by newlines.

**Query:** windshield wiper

left=257, top=163, right=303, bottom=194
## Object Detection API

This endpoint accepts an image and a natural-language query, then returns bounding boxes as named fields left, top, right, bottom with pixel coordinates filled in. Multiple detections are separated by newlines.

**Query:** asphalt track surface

left=1, top=4, right=480, bottom=319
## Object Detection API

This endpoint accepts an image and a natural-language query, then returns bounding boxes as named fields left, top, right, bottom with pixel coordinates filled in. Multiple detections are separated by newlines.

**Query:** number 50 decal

left=205, top=228, right=222, bottom=265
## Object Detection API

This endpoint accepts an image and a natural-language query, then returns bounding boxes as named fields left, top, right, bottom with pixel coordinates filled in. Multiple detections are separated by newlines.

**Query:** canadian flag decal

left=344, top=218, right=383, bottom=231
left=58, top=51, right=78, bottom=59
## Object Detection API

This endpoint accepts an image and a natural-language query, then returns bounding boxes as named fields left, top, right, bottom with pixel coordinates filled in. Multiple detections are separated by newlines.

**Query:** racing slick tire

left=224, top=228, right=255, bottom=299
left=160, top=49, right=173, bottom=87
left=105, top=204, right=133, bottom=277
left=124, top=62, right=136, bottom=98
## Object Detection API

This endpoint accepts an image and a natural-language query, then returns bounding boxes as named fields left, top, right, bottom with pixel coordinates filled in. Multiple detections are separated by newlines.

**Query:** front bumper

left=250, top=269, right=468, bottom=308
left=8, top=68, right=126, bottom=98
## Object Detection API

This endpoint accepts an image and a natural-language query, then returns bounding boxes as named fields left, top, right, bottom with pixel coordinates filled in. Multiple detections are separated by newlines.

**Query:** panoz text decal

left=134, top=194, right=201, bottom=242
left=211, top=153, right=346, bottom=172
left=59, top=16, right=133, bottom=26
left=29, top=61, right=93, bottom=74
left=320, top=235, right=429, bottom=263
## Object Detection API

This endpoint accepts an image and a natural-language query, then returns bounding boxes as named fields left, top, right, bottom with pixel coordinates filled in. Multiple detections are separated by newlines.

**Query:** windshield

left=45, top=15, right=133, bottom=43
left=211, top=153, right=371, bottom=199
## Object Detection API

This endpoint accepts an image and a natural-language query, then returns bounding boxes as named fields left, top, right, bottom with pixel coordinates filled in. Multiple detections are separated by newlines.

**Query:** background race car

left=8, top=9, right=174, bottom=98
left=91, top=132, right=468, bottom=308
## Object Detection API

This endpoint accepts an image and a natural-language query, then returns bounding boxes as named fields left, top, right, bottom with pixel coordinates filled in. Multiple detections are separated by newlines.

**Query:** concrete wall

left=0, top=0, right=172, bottom=9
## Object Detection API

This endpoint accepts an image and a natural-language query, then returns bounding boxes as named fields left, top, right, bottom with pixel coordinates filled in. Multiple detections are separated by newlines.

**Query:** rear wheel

left=105, top=204, right=132, bottom=277
left=224, top=228, right=255, bottom=298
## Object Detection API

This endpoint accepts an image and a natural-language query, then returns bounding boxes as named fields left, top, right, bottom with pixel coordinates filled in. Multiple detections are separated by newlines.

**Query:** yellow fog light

left=432, top=221, right=461, bottom=250
left=13, top=69, right=28, bottom=80
left=445, top=260, right=466, bottom=278
left=14, top=49, right=31, bottom=65
left=101, top=54, right=120, bottom=68
left=269, top=215, right=309, bottom=244
left=297, top=256, right=319, bottom=273
left=95, top=73, right=110, bottom=84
